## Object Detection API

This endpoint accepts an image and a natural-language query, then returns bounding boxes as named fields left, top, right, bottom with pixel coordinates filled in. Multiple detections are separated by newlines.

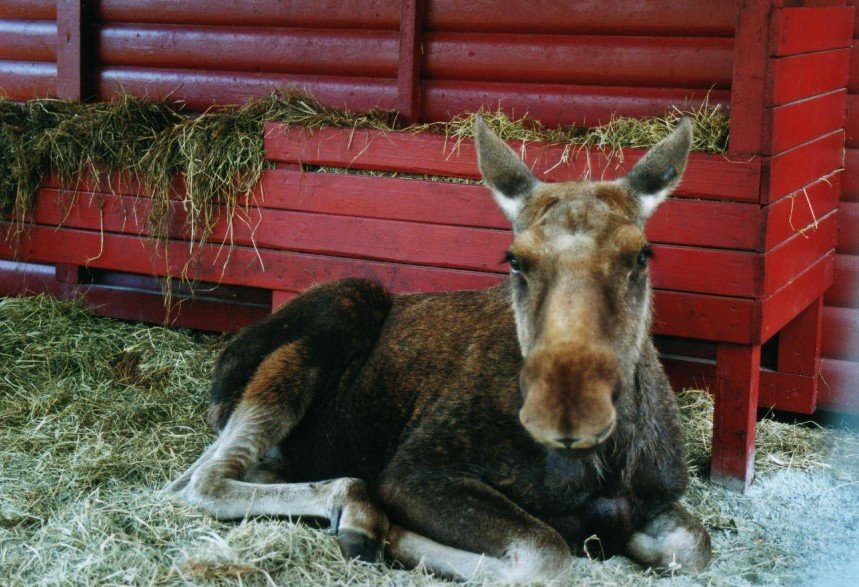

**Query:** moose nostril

left=555, top=437, right=582, bottom=449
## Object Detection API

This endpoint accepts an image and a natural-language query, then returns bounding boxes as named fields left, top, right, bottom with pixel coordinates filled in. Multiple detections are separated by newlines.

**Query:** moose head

left=474, top=117, right=692, bottom=453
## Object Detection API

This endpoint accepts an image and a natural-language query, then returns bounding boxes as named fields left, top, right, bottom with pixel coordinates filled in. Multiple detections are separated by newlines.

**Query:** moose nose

left=553, top=422, right=616, bottom=450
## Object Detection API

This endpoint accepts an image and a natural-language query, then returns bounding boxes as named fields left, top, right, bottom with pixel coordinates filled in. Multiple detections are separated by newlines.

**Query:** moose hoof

left=337, top=528, right=383, bottom=563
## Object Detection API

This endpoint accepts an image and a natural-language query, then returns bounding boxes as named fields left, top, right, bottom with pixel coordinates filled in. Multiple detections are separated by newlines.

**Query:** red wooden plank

left=0, top=223, right=504, bottom=295
left=0, top=19, right=56, bottom=62
left=422, top=33, right=733, bottom=89
left=99, top=24, right=398, bottom=78
left=0, top=1, right=55, bottom=20
left=0, top=259, right=56, bottom=296
left=396, top=0, right=423, bottom=124
left=256, top=170, right=760, bottom=249
left=848, top=44, right=859, bottom=93
left=843, top=148, right=859, bottom=201
left=711, top=343, right=760, bottom=492
left=33, top=189, right=759, bottom=296
left=424, top=0, right=737, bottom=36
left=767, top=48, right=851, bottom=107
left=818, top=357, right=859, bottom=413
left=762, top=131, right=845, bottom=203
left=421, top=80, right=731, bottom=127
left=652, top=291, right=755, bottom=344
left=0, top=60, right=56, bottom=99
left=98, top=1, right=399, bottom=30
left=662, top=358, right=817, bottom=414
left=770, top=7, right=854, bottom=56
left=264, top=125, right=762, bottom=203
left=822, top=305, right=859, bottom=362
left=762, top=209, right=838, bottom=295
left=762, top=172, right=841, bottom=250
left=56, top=0, right=82, bottom=100
left=728, top=0, right=773, bottom=155
left=777, top=297, right=824, bottom=375
left=98, top=66, right=397, bottom=112
left=846, top=95, right=859, bottom=149
left=838, top=201, right=859, bottom=253
left=272, top=290, right=296, bottom=310
left=824, top=253, right=859, bottom=307
left=760, top=251, right=836, bottom=342
left=766, top=89, right=847, bottom=154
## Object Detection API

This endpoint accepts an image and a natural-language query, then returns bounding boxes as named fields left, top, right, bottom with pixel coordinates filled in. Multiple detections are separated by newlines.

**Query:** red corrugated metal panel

left=422, top=34, right=733, bottom=89
left=0, top=0, right=55, bottom=20
left=424, top=0, right=737, bottom=36
left=99, top=25, right=399, bottom=78
left=98, top=0, right=400, bottom=30
left=0, top=19, right=55, bottom=62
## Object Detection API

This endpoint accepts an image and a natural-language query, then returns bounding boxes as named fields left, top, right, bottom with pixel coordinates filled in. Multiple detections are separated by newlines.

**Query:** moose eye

left=636, top=246, right=653, bottom=268
left=503, top=252, right=523, bottom=275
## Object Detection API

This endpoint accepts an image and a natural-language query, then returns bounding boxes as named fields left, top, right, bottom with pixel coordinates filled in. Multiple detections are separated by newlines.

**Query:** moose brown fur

left=168, top=118, right=712, bottom=581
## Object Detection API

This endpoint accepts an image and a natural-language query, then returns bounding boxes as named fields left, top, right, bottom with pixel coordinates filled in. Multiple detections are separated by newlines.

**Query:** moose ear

left=623, top=118, right=693, bottom=222
left=474, top=115, right=539, bottom=226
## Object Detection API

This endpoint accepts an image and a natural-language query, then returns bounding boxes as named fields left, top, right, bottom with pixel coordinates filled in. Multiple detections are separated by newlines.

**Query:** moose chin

left=168, top=117, right=712, bottom=582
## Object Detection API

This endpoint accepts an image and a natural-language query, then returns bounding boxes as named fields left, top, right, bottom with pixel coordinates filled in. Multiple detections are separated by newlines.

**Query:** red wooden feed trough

left=0, top=1, right=855, bottom=492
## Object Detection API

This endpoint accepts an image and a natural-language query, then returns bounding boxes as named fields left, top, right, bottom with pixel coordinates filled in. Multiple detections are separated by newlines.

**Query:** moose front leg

left=625, top=502, right=711, bottom=573
left=378, top=474, right=571, bottom=582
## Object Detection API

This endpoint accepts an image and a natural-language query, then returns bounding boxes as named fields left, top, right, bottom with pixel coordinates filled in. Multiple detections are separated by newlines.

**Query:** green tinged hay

left=1, top=296, right=856, bottom=586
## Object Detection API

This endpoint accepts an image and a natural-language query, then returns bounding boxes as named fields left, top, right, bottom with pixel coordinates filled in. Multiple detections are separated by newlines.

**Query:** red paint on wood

left=818, top=357, right=859, bottom=413
left=98, top=66, right=398, bottom=111
left=652, top=292, right=755, bottom=344
left=846, top=95, right=859, bottom=149
left=767, top=89, right=847, bottom=154
left=777, top=297, right=824, bottom=375
left=396, top=0, right=423, bottom=124
left=838, top=201, right=859, bottom=253
left=661, top=357, right=817, bottom=414
left=264, top=125, right=762, bottom=202
left=728, top=0, right=773, bottom=155
left=272, top=290, right=296, bottom=311
left=0, top=259, right=56, bottom=296
left=0, top=1, right=56, bottom=20
left=767, top=48, right=851, bottom=107
left=711, top=343, right=761, bottom=492
left=760, top=251, right=836, bottom=342
left=0, top=19, right=56, bottom=62
left=762, top=209, right=838, bottom=295
left=762, top=131, right=845, bottom=203
left=850, top=44, right=859, bottom=92
left=54, top=263, right=80, bottom=284
left=56, top=0, right=82, bottom=100
left=421, top=80, right=731, bottom=127
left=0, top=60, right=56, bottom=99
left=422, top=33, right=733, bottom=89
left=99, top=24, right=399, bottom=78
left=98, top=0, right=400, bottom=30
left=843, top=148, right=859, bottom=201
left=770, top=7, right=854, bottom=56
left=825, top=254, right=859, bottom=307
left=822, top=305, right=859, bottom=362
left=762, top=172, right=841, bottom=250
left=424, top=0, right=737, bottom=36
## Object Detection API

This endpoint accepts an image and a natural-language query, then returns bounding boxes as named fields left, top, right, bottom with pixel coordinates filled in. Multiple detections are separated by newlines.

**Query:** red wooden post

left=777, top=297, right=824, bottom=376
left=711, top=343, right=761, bottom=492
left=728, top=0, right=777, bottom=155
left=396, top=0, right=424, bottom=125
left=56, top=0, right=84, bottom=100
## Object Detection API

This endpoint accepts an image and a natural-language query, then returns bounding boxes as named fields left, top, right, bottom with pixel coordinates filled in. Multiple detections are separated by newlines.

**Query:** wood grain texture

left=761, top=171, right=841, bottom=250
left=767, top=89, right=847, bottom=154
left=767, top=48, right=851, bottom=107
left=770, top=7, right=854, bottom=56
left=762, top=131, right=845, bottom=203
left=761, top=210, right=838, bottom=295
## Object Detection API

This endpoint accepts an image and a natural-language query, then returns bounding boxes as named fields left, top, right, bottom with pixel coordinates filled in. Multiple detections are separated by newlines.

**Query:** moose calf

left=169, top=117, right=712, bottom=581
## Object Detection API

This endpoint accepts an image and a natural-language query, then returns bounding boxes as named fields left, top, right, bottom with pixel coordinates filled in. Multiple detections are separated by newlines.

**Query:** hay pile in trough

left=0, top=295, right=856, bottom=586
left=0, top=92, right=728, bottom=245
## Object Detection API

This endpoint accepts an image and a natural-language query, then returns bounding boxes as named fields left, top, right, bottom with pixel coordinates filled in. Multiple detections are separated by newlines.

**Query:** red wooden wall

left=0, top=0, right=56, bottom=99
left=1, top=0, right=734, bottom=125
left=821, top=2, right=859, bottom=414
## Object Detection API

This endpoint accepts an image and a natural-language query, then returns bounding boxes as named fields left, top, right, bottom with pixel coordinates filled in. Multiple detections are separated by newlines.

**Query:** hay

left=0, top=92, right=729, bottom=247
left=1, top=295, right=856, bottom=586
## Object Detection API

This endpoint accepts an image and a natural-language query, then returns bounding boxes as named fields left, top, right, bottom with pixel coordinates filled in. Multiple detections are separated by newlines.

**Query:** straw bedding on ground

left=0, top=295, right=856, bottom=585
